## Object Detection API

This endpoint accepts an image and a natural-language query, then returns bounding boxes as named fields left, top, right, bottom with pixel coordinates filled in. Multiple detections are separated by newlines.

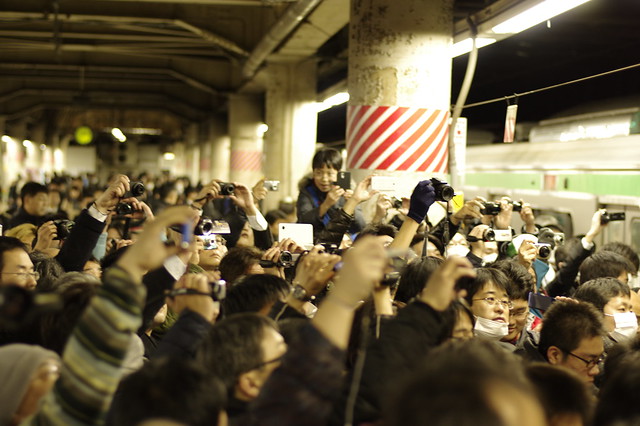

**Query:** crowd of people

left=0, top=147, right=639, bottom=426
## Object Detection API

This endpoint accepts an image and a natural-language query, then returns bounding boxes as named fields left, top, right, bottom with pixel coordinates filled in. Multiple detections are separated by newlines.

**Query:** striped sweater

left=28, top=266, right=145, bottom=425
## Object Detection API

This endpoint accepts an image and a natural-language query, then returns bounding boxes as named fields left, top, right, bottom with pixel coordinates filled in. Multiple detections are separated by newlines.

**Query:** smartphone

left=279, top=223, right=314, bottom=249
left=334, top=171, right=351, bottom=190
left=370, top=176, right=396, bottom=192
left=528, top=292, right=555, bottom=311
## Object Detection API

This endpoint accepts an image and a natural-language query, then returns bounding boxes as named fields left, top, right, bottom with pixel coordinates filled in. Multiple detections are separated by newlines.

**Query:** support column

left=228, top=94, right=264, bottom=186
left=265, top=60, right=317, bottom=212
left=347, top=0, right=453, bottom=187
left=208, top=115, right=230, bottom=183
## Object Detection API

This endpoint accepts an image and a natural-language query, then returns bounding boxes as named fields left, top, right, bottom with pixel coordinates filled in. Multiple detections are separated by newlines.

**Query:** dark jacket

left=332, top=301, right=447, bottom=424
left=545, top=239, right=594, bottom=297
left=55, top=208, right=105, bottom=272
left=7, top=207, right=45, bottom=229
left=296, top=177, right=365, bottom=239
left=315, top=208, right=355, bottom=245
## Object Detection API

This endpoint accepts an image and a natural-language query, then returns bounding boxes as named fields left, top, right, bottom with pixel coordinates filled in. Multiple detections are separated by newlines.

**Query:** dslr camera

left=128, top=181, right=146, bottom=197
left=430, top=178, right=454, bottom=202
left=601, top=210, right=625, bottom=224
left=259, top=251, right=300, bottom=269
left=115, top=202, right=135, bottom=216
left=467, top=228, right=496, bottom=243
left=480, top=202, right=502, bottom=216
left=534, top=243, right=553, bottom=260
left=53, top=219, right=74, bottom=240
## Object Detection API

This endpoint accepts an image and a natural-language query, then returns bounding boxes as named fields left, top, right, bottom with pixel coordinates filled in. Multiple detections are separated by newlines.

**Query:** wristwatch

left=291, top=284, right=314, bottom=302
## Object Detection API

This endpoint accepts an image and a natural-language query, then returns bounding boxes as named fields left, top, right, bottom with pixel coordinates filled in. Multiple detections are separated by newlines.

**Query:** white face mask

left=607, top=311, right=638, bottom=342
left=474, top=316, right=509, bottom=340
left=482, top=253, right=498, bottom=265
left=447, top=245, right=470, bottom=258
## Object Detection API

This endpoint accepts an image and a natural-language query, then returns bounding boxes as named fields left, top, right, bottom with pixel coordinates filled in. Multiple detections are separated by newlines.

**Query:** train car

left=462, top=109, right=640, bottom=253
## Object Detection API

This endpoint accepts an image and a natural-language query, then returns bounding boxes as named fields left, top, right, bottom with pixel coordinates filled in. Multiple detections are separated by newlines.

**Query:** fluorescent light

left=1, top=135, right=12, bottom=143
left=451, top=37, right=497, bottom=57
left=23, top=140, right=33, bottom=147
left=492, top=0, right=591, bottom=34
left=163, top=152, right=175, bottom=160
left=111, top=127, right=126, bottom=142
left=316, top=92, right=350, bottom=112
left=257, top=123, right=269, bottom=137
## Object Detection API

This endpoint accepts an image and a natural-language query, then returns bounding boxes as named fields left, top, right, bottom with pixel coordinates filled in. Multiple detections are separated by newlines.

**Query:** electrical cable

left=461, top=61, right=640, bottom=110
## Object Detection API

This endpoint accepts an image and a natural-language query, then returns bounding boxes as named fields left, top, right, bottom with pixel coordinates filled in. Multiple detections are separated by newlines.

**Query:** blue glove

left=407, top=180, right=436, bottom=224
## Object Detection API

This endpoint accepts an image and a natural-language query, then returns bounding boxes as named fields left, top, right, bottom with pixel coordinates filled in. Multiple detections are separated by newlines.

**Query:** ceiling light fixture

left=111, top=128, right=126, bottom=143
left=316, top=92, right=350, bottom=113
left=491, top=0, right=592, bottom=34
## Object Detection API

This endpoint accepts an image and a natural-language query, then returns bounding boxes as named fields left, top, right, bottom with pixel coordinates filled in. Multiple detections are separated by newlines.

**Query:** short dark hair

left=311, top=148, right=342, bottom=170
left=0, top=236, right=29, bottom=273
left=525, top=363, right=593, bottom=425
left=384, top=339, right=533, bottom=426
left=197, top=313, right=278, bottom=395
left=410, top=232, right=445, bottom=257
left=601, top=242, right=639, bottom=273
left=538, top=301, right=605, bottom=360
left=594, top=351, right=640, bottom=426
left=20, top=182, right=48, bottom=202
left=459, top=267, right=511, bottom=305
left=355, top=223, right=398, bottom=242
left=574, top=277, right=630, bottom=312
left=265, top=209, right=288, bottom=225
left=395, top=256, right=443, bottom=304
left=440, top=300, right=475, bottom=343
left=555, top=237, right=582, bottom=267
left=223, top=274, right=290, bottom=316
left=219, top=246, right=263, bottom=285
left=492, top=260, right=535, bottom=301
left=579, top=251, right=635, bottom=284
left=109, top=357, right=226, bottom=426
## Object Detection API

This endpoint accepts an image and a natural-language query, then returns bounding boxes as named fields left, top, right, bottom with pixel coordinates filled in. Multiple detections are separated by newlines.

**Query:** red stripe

left=347, top=105, right=369, bottom=141
left=397, top=114, right=447, bottom=170
left=375, top=110, right=441, bottom=170
left=416, top=129, right=448, bottom=171
left=359, top=108, right=429, bottom=170
left=348, top=106, right=393, bottom=167
left=351, top=107, right=407, bottom=168
left=433, top=147, right=448, bottom=173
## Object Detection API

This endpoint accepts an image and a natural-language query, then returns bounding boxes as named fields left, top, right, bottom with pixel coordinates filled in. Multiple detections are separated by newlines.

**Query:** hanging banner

left=346, top=105, right=449, bottom=173
left=503, top=104, right=518, bottom=143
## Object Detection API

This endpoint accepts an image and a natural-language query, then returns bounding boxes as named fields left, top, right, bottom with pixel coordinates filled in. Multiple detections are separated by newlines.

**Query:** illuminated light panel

left=257, top=123, right=269, bottom=137
left=163, top=152, right=176, bottom=160
left=451, top=37, right=497, bottom=58
left=23, top=139, right=33, bottom=148
left=316, top=92, right=350, bottom=112
left=1, top=135, right=13, bottom=143
left=492, top=0, right=592, bottom=34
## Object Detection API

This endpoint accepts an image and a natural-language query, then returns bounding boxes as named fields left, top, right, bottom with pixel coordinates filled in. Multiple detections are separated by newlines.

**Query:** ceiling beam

left=0, top=11, right=249, bottom=57
left=0, top=63, right=225, bottom=96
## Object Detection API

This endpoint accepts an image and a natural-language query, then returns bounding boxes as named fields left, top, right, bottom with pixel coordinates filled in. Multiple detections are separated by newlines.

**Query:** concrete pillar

left=207, top=115, right=230, bottom=183
left=347, top=0, right=453, bottom=190
left=228, top=94, right=264, bottom=187
left=265, top=60, right=318, bottom=212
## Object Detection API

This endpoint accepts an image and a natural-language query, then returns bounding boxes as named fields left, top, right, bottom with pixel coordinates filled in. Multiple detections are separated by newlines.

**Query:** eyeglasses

left=510, top=308, right=529, bottom=319
left=472, top=297, right=513, bottom=310
left=312, top=170, right=338, bottom=179
left=1, top=271, right=40, bottom=281
left=565, top=351, right=606, bottom=370
left=247, top=355, right=283, bottom=372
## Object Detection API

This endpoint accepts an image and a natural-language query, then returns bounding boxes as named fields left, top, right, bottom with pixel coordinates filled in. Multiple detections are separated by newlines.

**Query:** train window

left=604, top=220, right=625, bottom=247
left=631, top=219, right=640, bottom=254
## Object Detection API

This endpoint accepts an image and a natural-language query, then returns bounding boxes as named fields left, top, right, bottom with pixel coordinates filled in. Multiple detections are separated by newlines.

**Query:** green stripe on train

left=466, top=173, right=640, bottom=197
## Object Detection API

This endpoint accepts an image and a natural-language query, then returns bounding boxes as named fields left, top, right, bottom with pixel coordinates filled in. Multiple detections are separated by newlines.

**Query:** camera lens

left=484, top=229, right=496, bottom=241
left=280, top=251, right=293, bottom=263
left=219, top=183, right=235, bottom=196
left=130, top=182, right=145, bottom=197
left=538, top=245, right=551, bottom=259
left=116, top=202, right=133, bottom=215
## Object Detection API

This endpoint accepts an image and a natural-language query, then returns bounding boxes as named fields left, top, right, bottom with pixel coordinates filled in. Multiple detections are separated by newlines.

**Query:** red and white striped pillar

left=229, top=94, right=264, bottom=185
left=348, top=0, right=453, bottom=185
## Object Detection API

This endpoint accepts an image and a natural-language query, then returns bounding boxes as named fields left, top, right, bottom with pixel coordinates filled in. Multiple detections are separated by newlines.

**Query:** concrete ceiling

left=2, top=0, right=557, bottom=143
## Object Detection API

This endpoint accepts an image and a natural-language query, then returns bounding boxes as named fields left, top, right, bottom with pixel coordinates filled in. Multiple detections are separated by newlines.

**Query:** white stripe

left=349, top=106, right=399, bottom=168
left=407, top=111, right=449, bottom=172
left=366, top=109, right=436, bottom=170
left=416, top=124, right=449, bottom=172
left=347, top=105, right=377, bottom=151
left=353, top=107, right=418, bottom=169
